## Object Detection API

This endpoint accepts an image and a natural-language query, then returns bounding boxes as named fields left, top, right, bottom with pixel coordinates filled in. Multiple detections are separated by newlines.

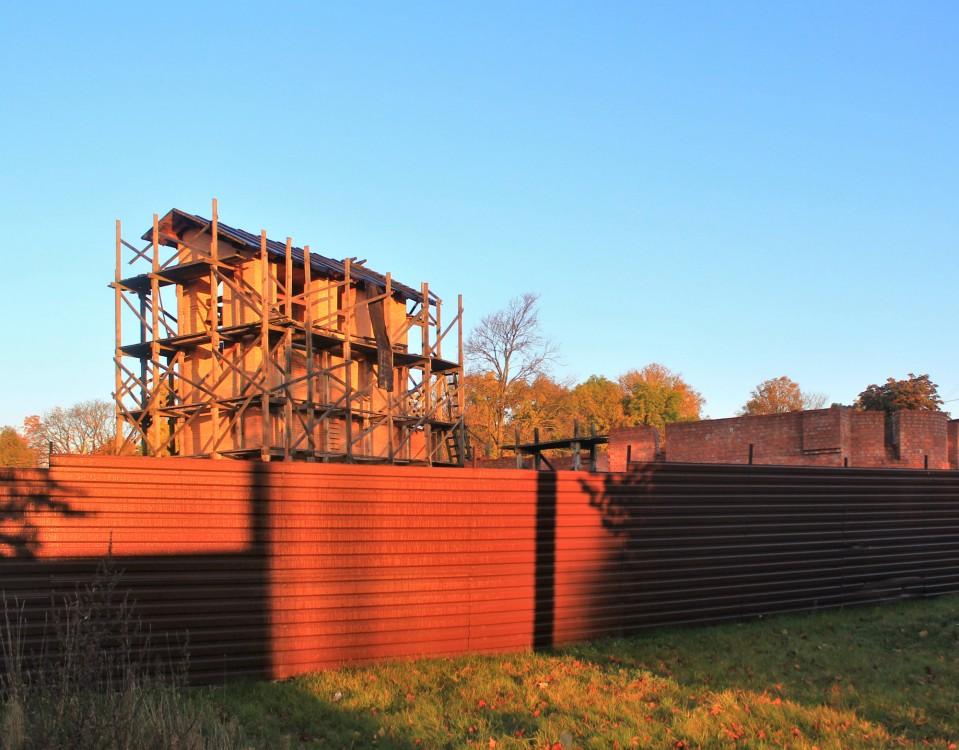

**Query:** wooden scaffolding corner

left=111, top=200, right=468, bottom=465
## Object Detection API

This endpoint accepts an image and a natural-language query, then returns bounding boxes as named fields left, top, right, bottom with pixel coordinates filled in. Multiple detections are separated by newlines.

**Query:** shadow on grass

left=219, top=678, right=424, bottom=749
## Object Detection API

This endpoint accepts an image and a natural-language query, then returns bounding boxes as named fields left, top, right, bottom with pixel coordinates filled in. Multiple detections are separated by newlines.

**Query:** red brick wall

left=651, top=407, right=951, bottom=469
left=607, top=426, right=659, bottom=472
left=664, top=411, right=840, bottom=467
left=891, top=411, right=950, bottom=469
left=949, top=420, right=959, bottom=470
left=847, top=410, right=887, bottom=466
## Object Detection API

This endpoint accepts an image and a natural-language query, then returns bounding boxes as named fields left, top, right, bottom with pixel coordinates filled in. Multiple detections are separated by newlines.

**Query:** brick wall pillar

left=608, top=426, right=659, bottom=472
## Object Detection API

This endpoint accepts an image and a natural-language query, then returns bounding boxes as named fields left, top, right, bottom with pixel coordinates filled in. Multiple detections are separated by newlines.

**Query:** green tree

left=619, top=363, right=703, bottom=437
left=854, top=373, right=944, bottom=413
left=566, top=375, right=628, bottom=434
left=740, top=376, right=827, bottom=416
left=0, top=426, right=37, bottom=468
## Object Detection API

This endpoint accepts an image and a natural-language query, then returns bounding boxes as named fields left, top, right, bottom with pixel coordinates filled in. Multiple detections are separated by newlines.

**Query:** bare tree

left=23, top=399, right=116, bottom=466
left=464, top=293, right=560, bottom=454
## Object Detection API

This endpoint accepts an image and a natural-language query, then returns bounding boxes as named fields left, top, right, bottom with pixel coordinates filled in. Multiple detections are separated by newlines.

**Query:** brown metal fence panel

left=1, top=457, right=958, bottom=684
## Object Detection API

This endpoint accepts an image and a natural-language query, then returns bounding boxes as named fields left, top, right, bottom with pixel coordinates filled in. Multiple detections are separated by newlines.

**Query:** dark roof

left=143, top=209, right=426, bottom=304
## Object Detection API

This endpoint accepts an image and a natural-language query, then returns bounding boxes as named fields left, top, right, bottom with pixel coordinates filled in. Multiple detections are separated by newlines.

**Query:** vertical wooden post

left=211, top=198, right=219, bottom=262
left=534, top=428, right=542, bottom=471
left=385, top=272, right=395, bottom=462
left=284, top=238, right=293, bottom=318
left=343, top=258, right=353, bottom=461
left=421, top=282, right=432, bottom=466
left=260, top=231, right=271, bottom=461
left=283, top=238, right=293, bottom=461
left=572, top=419, right=581, bottom=471
left=515, top=429, right=523, bottom=470
left=304, top=244, right=315, bottom=458
left=208, top=201, right=221, bottom=458
left=434, top=295, right=442, bottom=360
left=456, top=294, right=465, bottom=466
left=149, top=214, right=162, bottom=456
left=322, top=349, right=331, bottom=457
left=114, top=220, right=124, bottom=454
left=589, top=421, right=598, bottom=472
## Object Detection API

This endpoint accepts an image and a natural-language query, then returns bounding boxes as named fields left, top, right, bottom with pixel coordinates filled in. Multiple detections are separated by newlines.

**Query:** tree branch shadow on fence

left=577, top=461, right=959, bottom=638
left=0, top=467, right=90, bottom=559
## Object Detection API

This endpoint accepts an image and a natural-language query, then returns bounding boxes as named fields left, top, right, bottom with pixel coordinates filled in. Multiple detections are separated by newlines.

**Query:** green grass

left=201, top=596, right=959, bottom=748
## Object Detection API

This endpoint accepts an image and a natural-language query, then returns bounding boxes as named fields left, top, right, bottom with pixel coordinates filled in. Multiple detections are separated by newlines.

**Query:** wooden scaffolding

left=112, top=200, right=468, bottom=465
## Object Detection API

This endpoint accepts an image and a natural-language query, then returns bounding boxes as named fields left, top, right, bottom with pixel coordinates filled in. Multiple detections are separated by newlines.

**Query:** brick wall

left=892, top=411, right=950, bottom=469
left=606, top=426, right=659, bottom=472
left=847, top=410, right=887, bottom=466
left=664, top=411, right=837, bottom=466
left=650, top=407, right=953, bottom=469
left=950, top=420, right=959, bottom=470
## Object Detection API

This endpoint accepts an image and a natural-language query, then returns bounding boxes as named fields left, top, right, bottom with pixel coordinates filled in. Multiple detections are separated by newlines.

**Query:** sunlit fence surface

left=2, top=455, right=957, bottom=684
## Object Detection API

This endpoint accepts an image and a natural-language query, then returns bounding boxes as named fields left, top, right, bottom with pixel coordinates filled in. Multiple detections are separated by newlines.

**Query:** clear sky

left=1, top=1, right=956, bottom=429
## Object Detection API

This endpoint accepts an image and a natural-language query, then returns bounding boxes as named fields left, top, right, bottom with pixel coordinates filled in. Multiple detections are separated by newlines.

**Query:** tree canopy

left=0, top=426, right=36, bottom=468
left=566, top=375, right=628, bottom=435
left=854, top=373, right=944, bottom=413
left=740, top=376, right=827, bottom=416
left=618, top=363, right=703, bottom=436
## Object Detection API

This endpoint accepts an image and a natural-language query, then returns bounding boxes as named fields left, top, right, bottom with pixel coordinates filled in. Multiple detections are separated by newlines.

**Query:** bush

left=0, top=553, right=242, bottom=750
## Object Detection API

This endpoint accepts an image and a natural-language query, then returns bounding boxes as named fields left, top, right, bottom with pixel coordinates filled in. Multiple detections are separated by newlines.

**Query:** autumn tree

left=739, top=376, right=827, bottom=416
left=23, top=399, right=116, bottom=466
left=464, top=293, right=559, bottom=455
left=619, top=363, right=703, bottom=437
left=566, top=375, right=628, bottom=434
left=854, top=373, right=944, bottom=413
left=508, top=374, right=573, bottom=444
left=0, top=426, right=36, bottom=468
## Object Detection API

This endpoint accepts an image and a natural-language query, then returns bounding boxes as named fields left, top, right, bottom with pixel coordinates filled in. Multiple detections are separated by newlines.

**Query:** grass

left=0, top=554, right=242, bottom=750
left=4, top=580, right=957, bottom=748
left=205, top=595, right=959, bottom=749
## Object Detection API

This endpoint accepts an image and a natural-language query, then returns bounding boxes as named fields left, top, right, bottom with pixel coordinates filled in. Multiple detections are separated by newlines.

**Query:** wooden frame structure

left=112, top=200, right=467, bottom=465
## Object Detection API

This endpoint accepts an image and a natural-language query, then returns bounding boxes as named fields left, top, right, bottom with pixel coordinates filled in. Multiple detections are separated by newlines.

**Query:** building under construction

left=112, top=201, right=467, bottom=465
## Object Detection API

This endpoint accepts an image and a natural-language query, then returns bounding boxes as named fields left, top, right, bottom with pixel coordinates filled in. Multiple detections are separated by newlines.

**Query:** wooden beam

left=343, top=258, right=353, bottom=461
left=114, top=219, right=124, bottom=454
left=260, top=230, right=271, bottom=461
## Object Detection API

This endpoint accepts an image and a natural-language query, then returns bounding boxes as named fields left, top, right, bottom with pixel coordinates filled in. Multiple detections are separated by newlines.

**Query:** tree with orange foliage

left=0, top=426, right=36, bottom=468
left=740, top=376, right=827, bottom=415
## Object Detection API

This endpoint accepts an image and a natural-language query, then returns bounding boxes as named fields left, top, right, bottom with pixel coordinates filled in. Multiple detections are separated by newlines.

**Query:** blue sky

left=1, top=1, right=956, bottom=428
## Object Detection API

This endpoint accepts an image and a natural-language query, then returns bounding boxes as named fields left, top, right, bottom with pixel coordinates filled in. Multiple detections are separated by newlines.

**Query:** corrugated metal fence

left=1, top=456, right=957, bottom=683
